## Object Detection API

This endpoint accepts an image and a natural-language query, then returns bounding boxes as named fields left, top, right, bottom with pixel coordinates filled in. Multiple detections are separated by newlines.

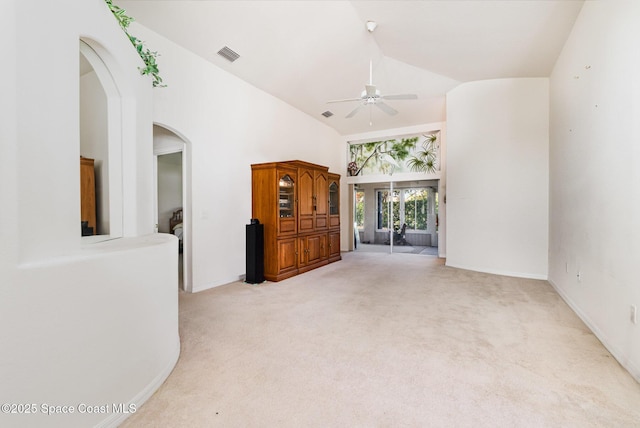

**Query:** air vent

left=217, top=46, right=240, bottom=63
left=321, top=111, right=334, bottom=118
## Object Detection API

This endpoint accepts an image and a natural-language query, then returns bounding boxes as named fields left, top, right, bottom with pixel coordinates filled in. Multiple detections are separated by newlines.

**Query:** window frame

left=354, top=189, right=365, bottom=230
left=375, top=187, right=430, bottom=234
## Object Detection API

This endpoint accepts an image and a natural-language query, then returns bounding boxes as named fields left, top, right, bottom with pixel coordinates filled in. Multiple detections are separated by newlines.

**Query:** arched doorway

left=153, top=124, right=192, bottom=292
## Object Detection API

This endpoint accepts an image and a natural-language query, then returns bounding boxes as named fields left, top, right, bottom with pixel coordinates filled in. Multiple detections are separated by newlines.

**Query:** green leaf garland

left=104, top=0, right=165, bottom=87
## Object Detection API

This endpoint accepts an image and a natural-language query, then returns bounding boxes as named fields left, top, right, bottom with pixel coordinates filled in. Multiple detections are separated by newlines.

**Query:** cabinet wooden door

left=298, top=166, right=328, bottom=233
left=315, top=171, right=328, bottom=230
left=328, top=174, right=340, bottom=228
left=298, top=234, right=327, bottom=268
left=277, top=238, right=297, bottom=275
left=328, top=231, right=341, bottom=262
left=298, top=168, right=315, bottom=233
left=307, top=233, right=326, bottom=265
left=277, top=170, right=297, bottom=237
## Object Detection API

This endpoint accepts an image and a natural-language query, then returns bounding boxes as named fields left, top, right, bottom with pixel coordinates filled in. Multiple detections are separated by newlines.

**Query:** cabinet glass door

left=329, top=182, right=339, bottom=215
left=279, top=175, right=295, bottom=218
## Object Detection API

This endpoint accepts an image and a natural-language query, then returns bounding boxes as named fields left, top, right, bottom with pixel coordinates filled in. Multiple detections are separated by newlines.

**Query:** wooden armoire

left=251, top=160, right=341, bottom=281
left=80, top=157, right=96, bottom=236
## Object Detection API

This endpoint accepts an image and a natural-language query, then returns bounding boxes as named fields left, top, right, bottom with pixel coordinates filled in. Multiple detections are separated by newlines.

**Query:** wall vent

left=321, top=111, right=334, bottom=118
left=217, top=46, right=240, bottom=63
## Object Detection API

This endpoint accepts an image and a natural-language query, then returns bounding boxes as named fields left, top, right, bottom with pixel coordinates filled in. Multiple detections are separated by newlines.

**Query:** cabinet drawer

left=299, top=218, right=314, bottom=232
left=316, top=216, right=327, bottom=229
left=279, top=218, right=296, bottom=235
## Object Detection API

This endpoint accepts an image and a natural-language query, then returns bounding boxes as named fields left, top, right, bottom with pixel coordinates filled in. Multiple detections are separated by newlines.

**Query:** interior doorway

left=153, top=125, right=191, bottom=291
left=353, top=180, right=439, bottom=256
left=157, top=152, right=183, bottom=287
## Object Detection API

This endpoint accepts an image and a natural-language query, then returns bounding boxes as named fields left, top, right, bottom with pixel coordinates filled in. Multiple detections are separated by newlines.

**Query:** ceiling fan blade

left=375, top=102, right=398, bottom=116
left=381, top=93, right=418, bottom=100
left=365, top=85, right=377, bottom=97
left=327, top=97, right=363, bottom=104
left=346, top=104, right=366, bottom=118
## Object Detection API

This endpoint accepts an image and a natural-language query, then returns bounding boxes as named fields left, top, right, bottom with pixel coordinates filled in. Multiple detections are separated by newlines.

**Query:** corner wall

left=446, top=78, right=549, bottom=279
left=549, top=1, right=640, bottom=381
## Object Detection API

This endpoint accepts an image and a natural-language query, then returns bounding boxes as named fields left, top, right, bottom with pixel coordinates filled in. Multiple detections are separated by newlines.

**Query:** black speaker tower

left=245, top=219, right=264, bottom=284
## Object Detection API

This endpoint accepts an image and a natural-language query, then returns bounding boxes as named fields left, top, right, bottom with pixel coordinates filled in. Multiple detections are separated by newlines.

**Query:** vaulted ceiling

left=117, top=0, right=584, bottom=136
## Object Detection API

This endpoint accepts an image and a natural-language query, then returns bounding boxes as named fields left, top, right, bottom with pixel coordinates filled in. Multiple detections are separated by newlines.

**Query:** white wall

left=446, top=78, right=549, bottom=279
left=1, top=1, right=179, bottom=427
left=549, top=1, right=640, bottom=381
left=130, top=24, right=345, bottom=291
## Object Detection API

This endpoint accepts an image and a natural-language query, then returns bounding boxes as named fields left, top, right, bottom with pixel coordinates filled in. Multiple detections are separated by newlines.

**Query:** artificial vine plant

left=104, top=0, right=164, bottom=87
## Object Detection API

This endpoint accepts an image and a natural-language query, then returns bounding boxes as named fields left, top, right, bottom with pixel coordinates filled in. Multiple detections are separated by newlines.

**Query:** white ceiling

left=117, top=0, right=584, bottom=136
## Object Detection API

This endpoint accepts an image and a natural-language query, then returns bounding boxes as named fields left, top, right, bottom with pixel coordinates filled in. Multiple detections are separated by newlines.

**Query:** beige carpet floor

left=121, top=252, right=640, bottom=427
left=355, top=243, right=438, bottom=255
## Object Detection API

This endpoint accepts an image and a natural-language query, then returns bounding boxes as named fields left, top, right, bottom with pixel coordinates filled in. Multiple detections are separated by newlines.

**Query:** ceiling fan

left=327, top=60, right=418, bottom=120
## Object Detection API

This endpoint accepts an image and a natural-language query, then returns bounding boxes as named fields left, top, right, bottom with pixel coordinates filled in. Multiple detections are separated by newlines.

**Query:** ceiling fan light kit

left=327, top=60, right=418, bottom=122
left=366, top=20, right=377, bottom=33
left=324, top=19, right=418, bottom=125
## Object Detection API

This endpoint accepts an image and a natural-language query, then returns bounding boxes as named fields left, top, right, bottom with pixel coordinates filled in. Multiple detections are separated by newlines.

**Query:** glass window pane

left=355, top=190, right=365, bottom=228
left=278, top=175, right=294, bottom=218
left=329, top=182, right=339, bottom=215
left=409, top=200, right=417, bottom=229
left=377, top=190, right=386, bottom=229
left=401, top=188, right=428, bottom=231
left=377, top=189, right=401, bottom=230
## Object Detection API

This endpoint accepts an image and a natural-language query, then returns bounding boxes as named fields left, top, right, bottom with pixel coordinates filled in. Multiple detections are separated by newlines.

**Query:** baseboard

left=445, top=261, right=547, bottom=280
left=548, top=278, right=640, bottom=384
left=191, top=276, right=246, bottom=293
left=96, top=335, right=181, bottom=428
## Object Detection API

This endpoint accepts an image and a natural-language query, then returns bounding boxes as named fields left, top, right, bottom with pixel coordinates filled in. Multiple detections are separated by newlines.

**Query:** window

left=403, top=189, right=428, bottom=230
left=355, top=190, right=365, bottom=229
left=377, top=190, right=400, bottom=230
left=376, top=188, right=431, bottom=232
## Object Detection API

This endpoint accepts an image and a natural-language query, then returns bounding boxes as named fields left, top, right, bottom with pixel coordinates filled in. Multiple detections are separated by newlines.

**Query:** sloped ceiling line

left=117, top=0, right=584, bottom=135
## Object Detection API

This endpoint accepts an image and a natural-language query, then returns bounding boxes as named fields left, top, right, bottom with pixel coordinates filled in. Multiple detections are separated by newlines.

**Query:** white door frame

left=153, top=130, right=192, bottom=292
